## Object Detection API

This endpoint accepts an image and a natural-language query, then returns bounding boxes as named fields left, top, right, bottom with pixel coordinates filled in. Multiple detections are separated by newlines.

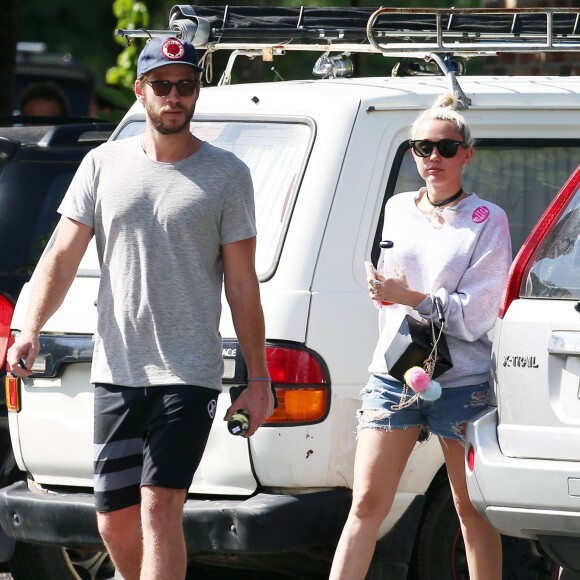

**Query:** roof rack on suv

left=366, top=7, right=580, bottom=55
left=117, top=6, right=580, bottom=56
left=115, top=6, right=580, bottom=106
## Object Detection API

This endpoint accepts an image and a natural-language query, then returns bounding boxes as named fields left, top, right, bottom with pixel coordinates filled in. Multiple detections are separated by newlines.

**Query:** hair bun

left=410, top=91, right=473, bottom=147
left=433, top=92, right=458, bottom=110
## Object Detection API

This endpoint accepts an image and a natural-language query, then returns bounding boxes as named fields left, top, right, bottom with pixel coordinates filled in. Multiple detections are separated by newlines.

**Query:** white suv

left=2, top=6, right=580, bottom=580
left=466, top=164, right=580, bottom=574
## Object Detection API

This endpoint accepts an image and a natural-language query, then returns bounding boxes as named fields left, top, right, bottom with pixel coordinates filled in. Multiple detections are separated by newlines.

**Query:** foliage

left=106, top=0, right=151, bottom=88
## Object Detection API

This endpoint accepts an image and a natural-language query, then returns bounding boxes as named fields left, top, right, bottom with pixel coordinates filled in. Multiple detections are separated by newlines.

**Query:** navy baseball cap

left=137, top=37, right=204, bottom=77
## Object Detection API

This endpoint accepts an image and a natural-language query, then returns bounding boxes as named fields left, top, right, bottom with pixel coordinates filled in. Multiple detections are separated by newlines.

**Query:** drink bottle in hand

left=228, top=410, right=250, bottom=436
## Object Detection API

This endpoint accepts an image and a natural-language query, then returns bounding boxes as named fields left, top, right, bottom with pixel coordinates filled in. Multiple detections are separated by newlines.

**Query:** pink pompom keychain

left=403, top=366, right=431, bottom=393
left=401, top=364, right=443, bottom=405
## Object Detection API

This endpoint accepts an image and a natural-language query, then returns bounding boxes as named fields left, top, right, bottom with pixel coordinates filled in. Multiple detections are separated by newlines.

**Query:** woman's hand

left=368, top=273, right=427, bottom=309
left=369, top=271, right=405, bottom=304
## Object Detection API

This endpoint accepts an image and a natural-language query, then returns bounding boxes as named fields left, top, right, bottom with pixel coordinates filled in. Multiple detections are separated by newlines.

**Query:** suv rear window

left=116, top=120, right=312, bottom=277
left=523, top=196, right=580, bottom=300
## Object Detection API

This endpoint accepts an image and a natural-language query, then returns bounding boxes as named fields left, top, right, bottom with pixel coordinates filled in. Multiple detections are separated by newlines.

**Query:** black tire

left=9, top=541, right=114, bottom=580
left=409, top=471, right=558, bottom=580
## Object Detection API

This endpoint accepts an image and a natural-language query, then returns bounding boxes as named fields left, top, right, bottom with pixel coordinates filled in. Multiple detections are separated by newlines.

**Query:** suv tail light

left=0, top=294, right=15, bottom=368
left=5, top=375, right=20, bottom=412
left=499, top=167, right=580, bottom=318
left=264, top=344, right=330, bottom=426
left=467, top=445, right=475, bottom=473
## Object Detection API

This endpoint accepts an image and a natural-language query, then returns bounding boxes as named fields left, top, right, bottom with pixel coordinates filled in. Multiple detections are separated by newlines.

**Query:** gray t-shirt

left=58, top=136, right=256, bottom=389
left=369, top=190, right=512, bottom=388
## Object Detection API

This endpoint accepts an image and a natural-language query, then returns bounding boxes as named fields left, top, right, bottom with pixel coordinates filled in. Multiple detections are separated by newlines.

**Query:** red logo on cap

left=162, top=38, right=185, bottom=60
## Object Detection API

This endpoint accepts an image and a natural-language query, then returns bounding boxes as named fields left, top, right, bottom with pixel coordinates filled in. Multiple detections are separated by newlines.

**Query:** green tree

left=107, top=0, right=150, bottom=88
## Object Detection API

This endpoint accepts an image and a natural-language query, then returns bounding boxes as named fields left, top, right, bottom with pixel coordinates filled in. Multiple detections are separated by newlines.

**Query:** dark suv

left=0, top=120, right=114, bottom=571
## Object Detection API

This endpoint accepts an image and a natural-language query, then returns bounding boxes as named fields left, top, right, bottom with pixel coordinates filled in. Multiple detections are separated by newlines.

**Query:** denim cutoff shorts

left=357, top=374, right=490, bottom=442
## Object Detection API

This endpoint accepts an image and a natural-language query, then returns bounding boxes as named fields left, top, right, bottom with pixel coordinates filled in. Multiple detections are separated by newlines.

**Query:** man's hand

left=6, top=333, right=39, bottom=377
left=5, top=217, right=94, bottom=378
left=224, top=382, right=275, bottom=438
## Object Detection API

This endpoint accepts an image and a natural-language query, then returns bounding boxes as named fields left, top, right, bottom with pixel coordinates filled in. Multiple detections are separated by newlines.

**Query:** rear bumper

left=0, top=480, right=351, bottom=554
left=466, top=408, right=580, bottom=570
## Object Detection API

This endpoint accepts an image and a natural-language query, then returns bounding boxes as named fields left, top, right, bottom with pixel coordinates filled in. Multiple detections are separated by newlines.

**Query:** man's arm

left=7, top=216, right=94, bottom=375
left=222, top=237, right=274, bottom=437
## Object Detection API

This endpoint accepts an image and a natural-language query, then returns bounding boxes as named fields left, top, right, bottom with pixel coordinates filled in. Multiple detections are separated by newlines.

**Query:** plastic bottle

left=227, top=409, right=250, bottom=436
left=378, top=239, right=398, bottom=306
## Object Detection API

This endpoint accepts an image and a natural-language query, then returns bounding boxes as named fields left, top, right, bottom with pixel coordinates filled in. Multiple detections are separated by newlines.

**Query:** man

left=8, top=36, right=274, bottom=580
left=19, top=80, right=70, bottom=117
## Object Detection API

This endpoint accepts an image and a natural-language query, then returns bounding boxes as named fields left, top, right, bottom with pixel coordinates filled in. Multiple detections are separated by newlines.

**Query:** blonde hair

left=410, top=93, right=473, bottom=147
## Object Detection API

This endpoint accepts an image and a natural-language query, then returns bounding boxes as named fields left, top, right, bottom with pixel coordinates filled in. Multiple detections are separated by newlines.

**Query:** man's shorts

left=93, top=383, right=217, bottom=513
left=357, top=374, right=490, bottom=442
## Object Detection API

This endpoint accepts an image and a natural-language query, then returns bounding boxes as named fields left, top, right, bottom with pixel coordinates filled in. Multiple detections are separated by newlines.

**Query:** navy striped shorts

left=93, top=383, right=217, bottom=512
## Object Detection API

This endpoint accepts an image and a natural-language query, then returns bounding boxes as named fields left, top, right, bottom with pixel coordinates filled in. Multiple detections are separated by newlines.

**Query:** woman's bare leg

left=440, top=437, right=502, bottom=580
left=329, top=426, right=421, bottom=580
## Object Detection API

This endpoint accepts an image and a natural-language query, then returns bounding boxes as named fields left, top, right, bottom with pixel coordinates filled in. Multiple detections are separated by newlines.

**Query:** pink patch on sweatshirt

left=472, top=206, right=490, bottom=223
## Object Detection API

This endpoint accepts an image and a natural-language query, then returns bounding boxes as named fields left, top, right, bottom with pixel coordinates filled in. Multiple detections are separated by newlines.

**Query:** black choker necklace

left=426, top=187, right=464, bottom=208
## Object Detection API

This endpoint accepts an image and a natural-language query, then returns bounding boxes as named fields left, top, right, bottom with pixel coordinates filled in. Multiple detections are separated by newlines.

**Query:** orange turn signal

left=5, top=375, right=20, bottom=412
left=265, top=387, right=329, bottom=425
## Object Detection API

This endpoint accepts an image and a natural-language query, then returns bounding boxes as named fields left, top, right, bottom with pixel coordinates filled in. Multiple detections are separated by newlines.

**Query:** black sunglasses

left=409, top=139, right=468, bottom=158
left=142, top=79, right=199, bottom=97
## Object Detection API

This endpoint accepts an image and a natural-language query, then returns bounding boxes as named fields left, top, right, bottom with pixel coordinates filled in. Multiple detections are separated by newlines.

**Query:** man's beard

left=145, top=101, right=194, bottom=135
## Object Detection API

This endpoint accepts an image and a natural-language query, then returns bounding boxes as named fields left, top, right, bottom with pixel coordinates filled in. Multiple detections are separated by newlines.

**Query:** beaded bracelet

left=247, top=377, right=271, bottom=382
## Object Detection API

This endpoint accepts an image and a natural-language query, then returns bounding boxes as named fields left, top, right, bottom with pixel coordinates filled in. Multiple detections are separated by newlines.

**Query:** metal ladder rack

left=115, top=6, right=580, bottom=56
left=366, top=7, right=580, bottom=55
left=114, top=6, right=580, bottom=106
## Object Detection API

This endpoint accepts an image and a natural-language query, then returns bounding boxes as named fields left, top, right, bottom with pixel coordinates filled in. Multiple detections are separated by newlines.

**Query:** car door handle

left=548, top=331, right=580, bottom=355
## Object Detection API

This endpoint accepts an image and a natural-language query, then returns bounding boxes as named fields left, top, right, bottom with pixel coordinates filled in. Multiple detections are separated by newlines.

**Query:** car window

left=27, top=173, right=74, bottom=262
left=392, top=141, right=580, bottom=257
left=0, top=159, right=77, bottom=274
left=116, top=120, right=312, bottom=277
left=523, top=198, right=580, bottom=300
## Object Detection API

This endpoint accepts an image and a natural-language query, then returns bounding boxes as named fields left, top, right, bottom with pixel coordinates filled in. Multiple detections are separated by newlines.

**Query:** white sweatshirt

left=369, top=190, right=512, bottom=388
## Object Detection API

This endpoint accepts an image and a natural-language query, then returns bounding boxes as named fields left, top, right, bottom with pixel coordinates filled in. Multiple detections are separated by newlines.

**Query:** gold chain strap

left=423, top=297, right=445, bottom=379
left=393, top=295, right=444, bottom=410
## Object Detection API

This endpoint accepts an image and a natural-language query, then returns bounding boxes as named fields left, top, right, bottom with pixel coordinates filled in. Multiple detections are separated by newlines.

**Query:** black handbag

left=384, top=297, right=452, bottom=384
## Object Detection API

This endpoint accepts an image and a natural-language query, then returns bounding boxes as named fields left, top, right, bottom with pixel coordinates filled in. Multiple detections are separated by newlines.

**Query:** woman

left=329, top=93, right=512, bottom=580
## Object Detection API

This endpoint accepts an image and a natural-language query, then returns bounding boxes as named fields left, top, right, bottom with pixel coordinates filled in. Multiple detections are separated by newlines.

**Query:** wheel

left=9, top=541, right=114, bottom=580
left=409, top=471, right=558, bottom=580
